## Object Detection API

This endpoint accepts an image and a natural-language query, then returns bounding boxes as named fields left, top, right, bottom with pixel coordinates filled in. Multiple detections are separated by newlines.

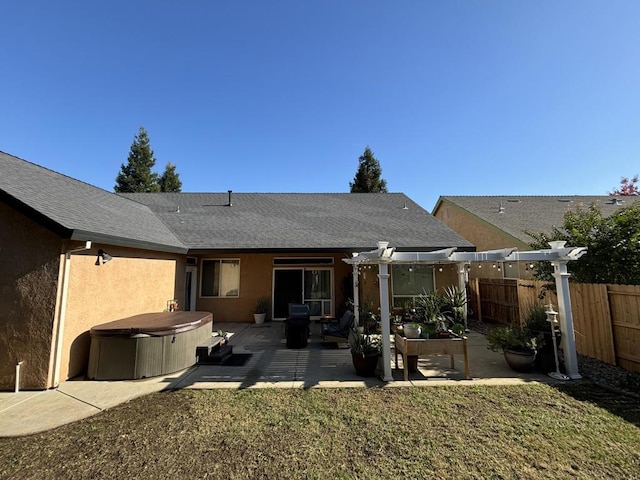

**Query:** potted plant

left=415, top=290, right=449, bottom=334
left=358, top=303, right=379, bottom=334
left=402, top=322, right=422, bottom=339
left=486, top=324, right=538, bottom=372
left=348, top=330, right=381, bottom=377
left=442, top=285, right=468, bottom=326
left=253, top=297, right=269, bottom=324
left=524, top=303, right=559, bottom=373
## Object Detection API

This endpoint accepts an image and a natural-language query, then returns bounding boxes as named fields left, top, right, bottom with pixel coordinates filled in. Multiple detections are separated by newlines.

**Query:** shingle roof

left=0, top=151, right=187, bottom=252
left=435, top=195, right=638, bottom=244
left=123, top=192, right=474, bottom=251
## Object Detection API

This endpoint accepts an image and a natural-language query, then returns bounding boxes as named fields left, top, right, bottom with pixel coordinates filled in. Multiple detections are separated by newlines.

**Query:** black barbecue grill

left=285, top=303, right=310, bottom=348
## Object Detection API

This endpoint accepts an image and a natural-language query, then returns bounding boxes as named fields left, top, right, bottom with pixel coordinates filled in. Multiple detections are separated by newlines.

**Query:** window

left=391, top=264, right=434, bottom=308
left=200, top=259, right=240, bottom=297
left=273, top=257, right=333, bottom=265
left=304, top=269, right=332, bottom=316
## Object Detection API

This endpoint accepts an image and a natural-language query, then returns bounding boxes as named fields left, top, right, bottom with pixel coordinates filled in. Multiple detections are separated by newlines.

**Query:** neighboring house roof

left=0, top=151, right=187, bottom=253
left=122, top=192, right=475, bottom=251
left=433, top=195, right=637, bottom=245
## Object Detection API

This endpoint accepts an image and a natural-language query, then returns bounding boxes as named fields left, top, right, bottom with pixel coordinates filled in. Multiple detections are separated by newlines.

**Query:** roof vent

left=498, top=202, right=505, bottom=214
left=610, top=198, right=623, bottom=205
left=402, top=201, right=408, bottom=210
left=558, top=198, right=572, bottom=203
left=227, top=190, right=233, bottom=207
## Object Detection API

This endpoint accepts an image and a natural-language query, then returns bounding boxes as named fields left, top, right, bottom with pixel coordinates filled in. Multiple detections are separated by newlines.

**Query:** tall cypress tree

left=114, top=127, right=160, bottom=193
left=159, top=162, right=182, bottom=192
left=349, top=146, right=388, bottom=193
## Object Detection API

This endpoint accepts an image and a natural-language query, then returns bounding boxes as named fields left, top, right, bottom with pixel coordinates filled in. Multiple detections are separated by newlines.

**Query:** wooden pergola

left=343, top=241, right=587, bottom=381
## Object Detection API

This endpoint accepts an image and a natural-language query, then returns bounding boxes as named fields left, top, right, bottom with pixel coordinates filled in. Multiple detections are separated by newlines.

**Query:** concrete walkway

left=0, top=322, right=558, bottom=437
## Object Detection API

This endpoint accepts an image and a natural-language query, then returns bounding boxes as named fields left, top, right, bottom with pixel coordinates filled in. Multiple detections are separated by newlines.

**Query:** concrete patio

left=0, top=321, right=558, bottom=436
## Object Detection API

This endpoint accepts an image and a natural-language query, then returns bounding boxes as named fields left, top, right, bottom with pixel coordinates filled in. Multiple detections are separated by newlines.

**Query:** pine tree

left=349, top=146, right=388, bottom=193
left=159, top=162, right=182, bottom=192
left=114, top=127, right=160, bottom=193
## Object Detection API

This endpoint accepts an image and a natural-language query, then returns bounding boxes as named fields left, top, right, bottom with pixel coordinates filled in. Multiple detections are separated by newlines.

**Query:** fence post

left=473, top=278, right=482, bottom=323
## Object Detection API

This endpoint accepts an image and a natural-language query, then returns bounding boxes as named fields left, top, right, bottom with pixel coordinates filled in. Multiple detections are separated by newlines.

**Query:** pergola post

left=352, top=254, right=360, bottom=326
left=552, top=260, right=582, bottom=379
left=457, top=262, right=468, bottom=330
left=377, top=262, right=393, bottom=381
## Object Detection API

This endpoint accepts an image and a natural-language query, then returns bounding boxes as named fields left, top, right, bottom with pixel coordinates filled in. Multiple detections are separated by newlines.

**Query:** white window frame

left=303, top=268, right=334, bottom=318
left=200, top=258, right=241, bottom=298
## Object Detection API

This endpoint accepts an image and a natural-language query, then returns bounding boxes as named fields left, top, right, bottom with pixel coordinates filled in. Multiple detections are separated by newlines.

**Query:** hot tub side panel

left=88, top=319, right=212, bottom=380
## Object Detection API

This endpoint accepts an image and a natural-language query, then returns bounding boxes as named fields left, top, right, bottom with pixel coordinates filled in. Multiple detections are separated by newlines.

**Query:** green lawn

left=1, top=382, right=638, bottom=479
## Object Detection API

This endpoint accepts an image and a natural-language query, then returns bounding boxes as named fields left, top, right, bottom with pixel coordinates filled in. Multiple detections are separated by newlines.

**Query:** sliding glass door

left=273, top=268, right=333, bottom=319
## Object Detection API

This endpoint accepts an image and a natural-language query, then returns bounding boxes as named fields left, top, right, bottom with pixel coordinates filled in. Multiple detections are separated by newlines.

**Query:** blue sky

left=1, top=1, right=639, bottom=211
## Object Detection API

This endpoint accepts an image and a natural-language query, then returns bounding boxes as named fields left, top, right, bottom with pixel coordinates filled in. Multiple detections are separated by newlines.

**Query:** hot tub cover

left=90, top=311, right=213, bottom=337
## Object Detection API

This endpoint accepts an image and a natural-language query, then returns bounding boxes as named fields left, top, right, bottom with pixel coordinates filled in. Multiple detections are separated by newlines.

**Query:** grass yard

left=1, top=382, right=638, bottom=479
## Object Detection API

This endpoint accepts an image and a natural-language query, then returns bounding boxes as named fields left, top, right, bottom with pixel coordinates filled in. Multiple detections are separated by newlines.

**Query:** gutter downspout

left=49, top=241, right=91, bottom=388
left=15, top=361, right=24, bottom=393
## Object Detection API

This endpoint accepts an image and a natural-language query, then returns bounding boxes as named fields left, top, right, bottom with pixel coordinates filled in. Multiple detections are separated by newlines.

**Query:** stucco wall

left=0, top=203, right=62, bottom=390
left=434, top=201, right=534, bottom=280
left=194, top=253, right=353, bottom=322
left=61, top=246, right=185, bottom=382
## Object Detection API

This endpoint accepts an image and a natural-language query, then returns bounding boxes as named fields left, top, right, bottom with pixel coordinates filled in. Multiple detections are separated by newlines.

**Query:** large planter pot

left=254, top=313, right=266, bottom=325
left=351, top=352, right=379, bottom=377
left=504, top=349, right=537, bottom=373
left=403, top=324, right=421, bottom=339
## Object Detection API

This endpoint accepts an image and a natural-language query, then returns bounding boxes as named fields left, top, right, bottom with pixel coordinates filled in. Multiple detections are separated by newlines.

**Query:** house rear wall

left=0, top=203, right=61, bottom=390
left=61, top=246, right=185, bottom=383
left=193, top=252, right=353, bottom=322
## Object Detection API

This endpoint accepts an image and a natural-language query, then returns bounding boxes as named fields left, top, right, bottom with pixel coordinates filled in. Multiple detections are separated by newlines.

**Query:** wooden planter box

left=394, top=333, right=470, bottom=381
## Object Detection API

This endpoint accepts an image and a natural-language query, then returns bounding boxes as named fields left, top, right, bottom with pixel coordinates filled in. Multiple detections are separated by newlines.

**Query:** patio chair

left=321, top=310, right=354, bottom=345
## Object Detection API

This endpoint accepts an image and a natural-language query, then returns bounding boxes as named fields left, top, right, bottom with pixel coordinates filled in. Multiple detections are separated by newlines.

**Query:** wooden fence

left=469, top=278, right=640, bottom=373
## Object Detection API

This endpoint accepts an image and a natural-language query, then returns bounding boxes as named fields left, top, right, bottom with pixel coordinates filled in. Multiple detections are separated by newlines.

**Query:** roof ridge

left=121, top=191, right=407, bottom=195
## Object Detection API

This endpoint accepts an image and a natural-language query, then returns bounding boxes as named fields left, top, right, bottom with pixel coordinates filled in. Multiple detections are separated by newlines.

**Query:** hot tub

left=87, top=311, right=213, bottom=380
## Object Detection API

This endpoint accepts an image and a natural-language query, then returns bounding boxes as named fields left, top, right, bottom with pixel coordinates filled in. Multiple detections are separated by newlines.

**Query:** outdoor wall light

left=95, top=249, right=113, bottom=266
